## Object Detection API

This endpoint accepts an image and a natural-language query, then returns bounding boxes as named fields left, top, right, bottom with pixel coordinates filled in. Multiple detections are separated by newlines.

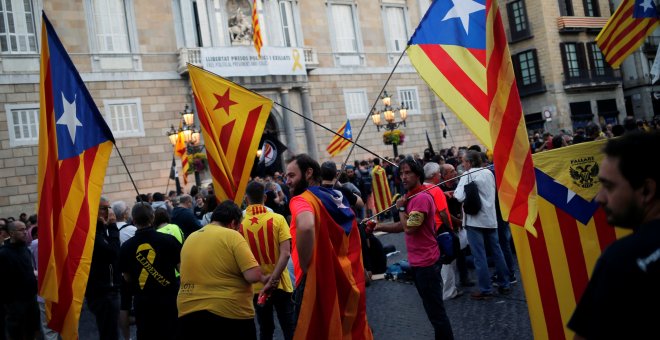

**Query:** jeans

left=86, top=291, right=120, bottom=340
left=411, top=262, right=454, bottom=340
left=253, top=290, right=294, bottom=340
left=497, top=221, right=516, bottom=280
left=466, top=226, right=510, bottom=293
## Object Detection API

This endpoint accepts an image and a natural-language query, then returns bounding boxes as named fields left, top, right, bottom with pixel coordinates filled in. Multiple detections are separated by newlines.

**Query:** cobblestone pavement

left=79, top=232, right=533, bottom=339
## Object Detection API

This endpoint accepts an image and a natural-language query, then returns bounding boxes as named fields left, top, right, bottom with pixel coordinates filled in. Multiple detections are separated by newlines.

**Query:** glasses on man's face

left=99, top=206, right=109, bottom=211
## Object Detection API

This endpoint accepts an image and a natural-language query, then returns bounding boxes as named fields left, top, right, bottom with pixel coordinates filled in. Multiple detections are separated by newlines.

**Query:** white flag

left=651, top=46, right=660, bottom=84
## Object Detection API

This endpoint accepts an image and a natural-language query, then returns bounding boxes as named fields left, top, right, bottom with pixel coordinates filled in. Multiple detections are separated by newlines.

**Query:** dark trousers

left=3, top=297, right=40, bottom=340
left=178, top=310, right=256, bottom=340
left=292, top=274, right=307, bottom=327
left=253, top=290, right=294, bottom=340
left=497, top=222, right=516, bottom=280
left=456, top=246, right=471, bottom=284
left=135, top=295, right=178, bottom=340
left=86, top=291, right=120, bottom=340
left=411, top=262, right=454, bottom=340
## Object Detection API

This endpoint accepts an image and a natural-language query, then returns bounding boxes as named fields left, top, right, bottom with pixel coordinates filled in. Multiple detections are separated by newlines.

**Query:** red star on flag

left=213, top=88, right=237, bottom=115
left=250, top=216, right=259, bottom=225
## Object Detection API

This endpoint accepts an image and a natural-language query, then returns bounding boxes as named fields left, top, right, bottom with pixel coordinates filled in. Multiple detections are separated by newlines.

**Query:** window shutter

left=532, top=49, right=541, bottom=84
left=560, top=43, right=570, bottom=76
left=586, top=42, right=595, bottom=70
left=506, top=2, right=517, bottom=35
left=512, top=52, right=523, bottom=84
left=576, top=43, right=588, bottom=75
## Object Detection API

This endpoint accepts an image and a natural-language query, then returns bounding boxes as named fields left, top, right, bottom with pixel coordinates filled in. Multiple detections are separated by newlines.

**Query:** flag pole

left=341, top=48, right=408, bottom=170
left=113, top=144, right=142, bottom=200
left=273, top=102, right=397, bottom=167
left=362, top=164, right=494, bottom=223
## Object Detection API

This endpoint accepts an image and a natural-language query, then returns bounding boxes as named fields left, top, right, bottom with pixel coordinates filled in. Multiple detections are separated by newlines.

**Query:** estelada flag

left=292, top=187, right=373, bottom=340
left=188, top=64, right=271, bottom=204
left=38, top=13, right=115, bottom=339
left=596, top=0, right=659, bottom=68
left=407, top=0, right=537, bottom=235
left=371, top=164, right=392, bottom=214
left=513, top=140, right=630, bottom=339
left=326, top=120, right=352, bottom=156
left=174, top=132, right=190, bottom=185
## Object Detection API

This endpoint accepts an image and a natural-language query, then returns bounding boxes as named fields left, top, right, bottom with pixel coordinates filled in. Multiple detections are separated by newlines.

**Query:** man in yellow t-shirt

left=241, top=181, right=294, bottom=340
left=177, top=200, right=269, bottom=340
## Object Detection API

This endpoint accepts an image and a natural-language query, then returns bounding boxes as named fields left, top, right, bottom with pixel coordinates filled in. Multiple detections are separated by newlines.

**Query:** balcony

left=517, top=80, right=547, bottom=97
left=557, top=16, right=609, bottom=33
left=563, top=68, right=622, bottom=91
left=177, top=47, right=318, bottom=75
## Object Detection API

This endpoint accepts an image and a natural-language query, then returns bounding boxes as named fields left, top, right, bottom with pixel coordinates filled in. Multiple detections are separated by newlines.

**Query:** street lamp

left=166, top=104, right=204, bottom=189
left=371, top=90, right=408, bottom=157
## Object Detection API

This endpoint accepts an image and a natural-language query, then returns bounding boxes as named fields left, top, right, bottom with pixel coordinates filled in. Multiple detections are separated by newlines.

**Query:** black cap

left=320, top=161, right=338, bottom=181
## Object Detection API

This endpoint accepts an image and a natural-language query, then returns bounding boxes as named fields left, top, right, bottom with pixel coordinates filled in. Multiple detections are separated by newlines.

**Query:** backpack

left=462, top=171, right=482, bottom=215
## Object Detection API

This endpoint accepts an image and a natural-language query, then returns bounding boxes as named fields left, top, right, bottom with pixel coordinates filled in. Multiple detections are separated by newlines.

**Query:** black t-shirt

left=119, top=228, right=181, bottom=299
left=567, top=219, right=660, bottom=339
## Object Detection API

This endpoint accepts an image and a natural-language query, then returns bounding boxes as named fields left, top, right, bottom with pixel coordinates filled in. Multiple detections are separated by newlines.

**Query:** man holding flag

left=38, top=13, right=115, bottom=339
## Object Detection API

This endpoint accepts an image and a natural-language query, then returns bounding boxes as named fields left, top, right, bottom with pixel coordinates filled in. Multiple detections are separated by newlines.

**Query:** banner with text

left=201, top=46, right=306, bottom=77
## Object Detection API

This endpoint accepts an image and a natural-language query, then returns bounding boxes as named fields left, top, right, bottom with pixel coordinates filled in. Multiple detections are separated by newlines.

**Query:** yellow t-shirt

left=240, top=204, right=293, bottom=294
left=177, top=225, right=259, bottom=319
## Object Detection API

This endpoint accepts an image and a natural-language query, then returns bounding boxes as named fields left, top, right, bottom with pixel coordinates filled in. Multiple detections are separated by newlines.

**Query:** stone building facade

left=1, top=0, right=482, bottom=217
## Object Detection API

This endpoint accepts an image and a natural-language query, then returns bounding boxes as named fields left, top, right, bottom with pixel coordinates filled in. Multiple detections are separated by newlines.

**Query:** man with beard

left=568, top=132, right=660, bottom=339
left=374, top=157, right=454, bottom=340
left=0, top=221, right=40, bottom=339
left=284, top=154, right=372, bottom=340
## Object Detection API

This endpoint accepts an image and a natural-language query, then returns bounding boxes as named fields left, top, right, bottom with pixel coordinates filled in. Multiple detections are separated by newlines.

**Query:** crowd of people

left=1, top=127, right=658, bottom=340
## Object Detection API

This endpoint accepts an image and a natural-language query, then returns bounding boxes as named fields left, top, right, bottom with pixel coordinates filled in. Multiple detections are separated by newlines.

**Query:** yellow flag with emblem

left=188, top=64, right=272, bottom=204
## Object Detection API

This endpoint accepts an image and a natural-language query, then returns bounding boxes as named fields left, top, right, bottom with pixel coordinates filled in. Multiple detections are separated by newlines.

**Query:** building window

left=330, top=3, right=359, bottom=53
left=397, top=87, right=420, bottom=114
left=279, top=0, right=298, bottom=47
left=5, top=103, right=39, bottom=147
left=583, top=0, right=599, bottom=17
left=383, top=6, right=408, bottom=53
left=506, top=0, right=531, bottom=42
left=558, top=0, right=574, bottom=16
left=570, top=101, right=593, bottom=129
left=587, top=42, right=609, bottom=76
left=343, top=89, right=369, bottom=120
left=91, top=0, right=131, bottom=53
left=517, top=50, right=538, bottom=85
left=0, top=0, right=37, bottom=54
left=560, top=42, right=587, bottom=80
left=103, top=98, right=144, bottom=138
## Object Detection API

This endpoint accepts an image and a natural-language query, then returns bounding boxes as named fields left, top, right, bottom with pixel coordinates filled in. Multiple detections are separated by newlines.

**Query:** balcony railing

left=563, top=68, right=621, bottom=89
left=177, top=47, right=318, bottom=74
left=557, top=16, right=608, bottom=32
left=517, top=80, right=547, bottom=97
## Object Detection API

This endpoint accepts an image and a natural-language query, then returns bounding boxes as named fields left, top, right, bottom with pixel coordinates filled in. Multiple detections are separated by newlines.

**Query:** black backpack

left=462, top=172, right=482, bottom=215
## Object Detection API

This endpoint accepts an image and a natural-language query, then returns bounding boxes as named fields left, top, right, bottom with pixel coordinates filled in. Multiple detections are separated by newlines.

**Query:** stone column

left=300, top=87, right=318, bottom=160
left=280, top=87, right=297, bottom=154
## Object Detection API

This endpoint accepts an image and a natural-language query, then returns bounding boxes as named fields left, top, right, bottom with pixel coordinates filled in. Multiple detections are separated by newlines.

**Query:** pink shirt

left=405, top=192, right=440, bottom=267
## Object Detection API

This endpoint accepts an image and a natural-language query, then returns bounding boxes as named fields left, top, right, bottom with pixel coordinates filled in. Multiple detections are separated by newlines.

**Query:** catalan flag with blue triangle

left=326, top=119, right=353, bottom=157
left=38, top=12, right=115, bottom=339
left=407, top=0, right=537, bottom=235
left=596, top=0, right=659, bottom=68
left=511, top=140, right=630, bottom=339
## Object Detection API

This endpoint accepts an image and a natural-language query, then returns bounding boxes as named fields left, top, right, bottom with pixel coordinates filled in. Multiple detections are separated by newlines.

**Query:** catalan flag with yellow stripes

left=252, top=0, right=263, bottom=58
left=596, top=0, right=659, bottom=69
left=240, top=204, right=293, bottom=294
left=326, top=120, right=352, bottom=157
left=371, top=164, right=392, bottom=214
left=513, top=141, right=630, bottom=339
left=188, top=64, right=272, bottom=204
left=38, top=13, right=114, bottom=339
left=407, top=0, right=538, bottom=234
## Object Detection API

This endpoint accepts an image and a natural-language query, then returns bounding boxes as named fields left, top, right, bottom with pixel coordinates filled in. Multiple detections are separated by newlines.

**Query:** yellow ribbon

left=292, top=49, right=302, bottom=71
left=137, top=243, right=156, bottom=290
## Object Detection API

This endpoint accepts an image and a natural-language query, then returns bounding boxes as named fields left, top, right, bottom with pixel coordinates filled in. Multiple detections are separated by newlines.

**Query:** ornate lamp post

left=167, top=104, right=204, bottom=188
left=371, top=90, right=408, bottom=157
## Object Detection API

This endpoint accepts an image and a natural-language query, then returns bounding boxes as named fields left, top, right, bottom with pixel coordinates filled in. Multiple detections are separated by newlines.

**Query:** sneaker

left=510, top=276, right=518, bottom=284
left=470, top=291, right=494, bottom=300
left=498, top=287, right=512, bottom=295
